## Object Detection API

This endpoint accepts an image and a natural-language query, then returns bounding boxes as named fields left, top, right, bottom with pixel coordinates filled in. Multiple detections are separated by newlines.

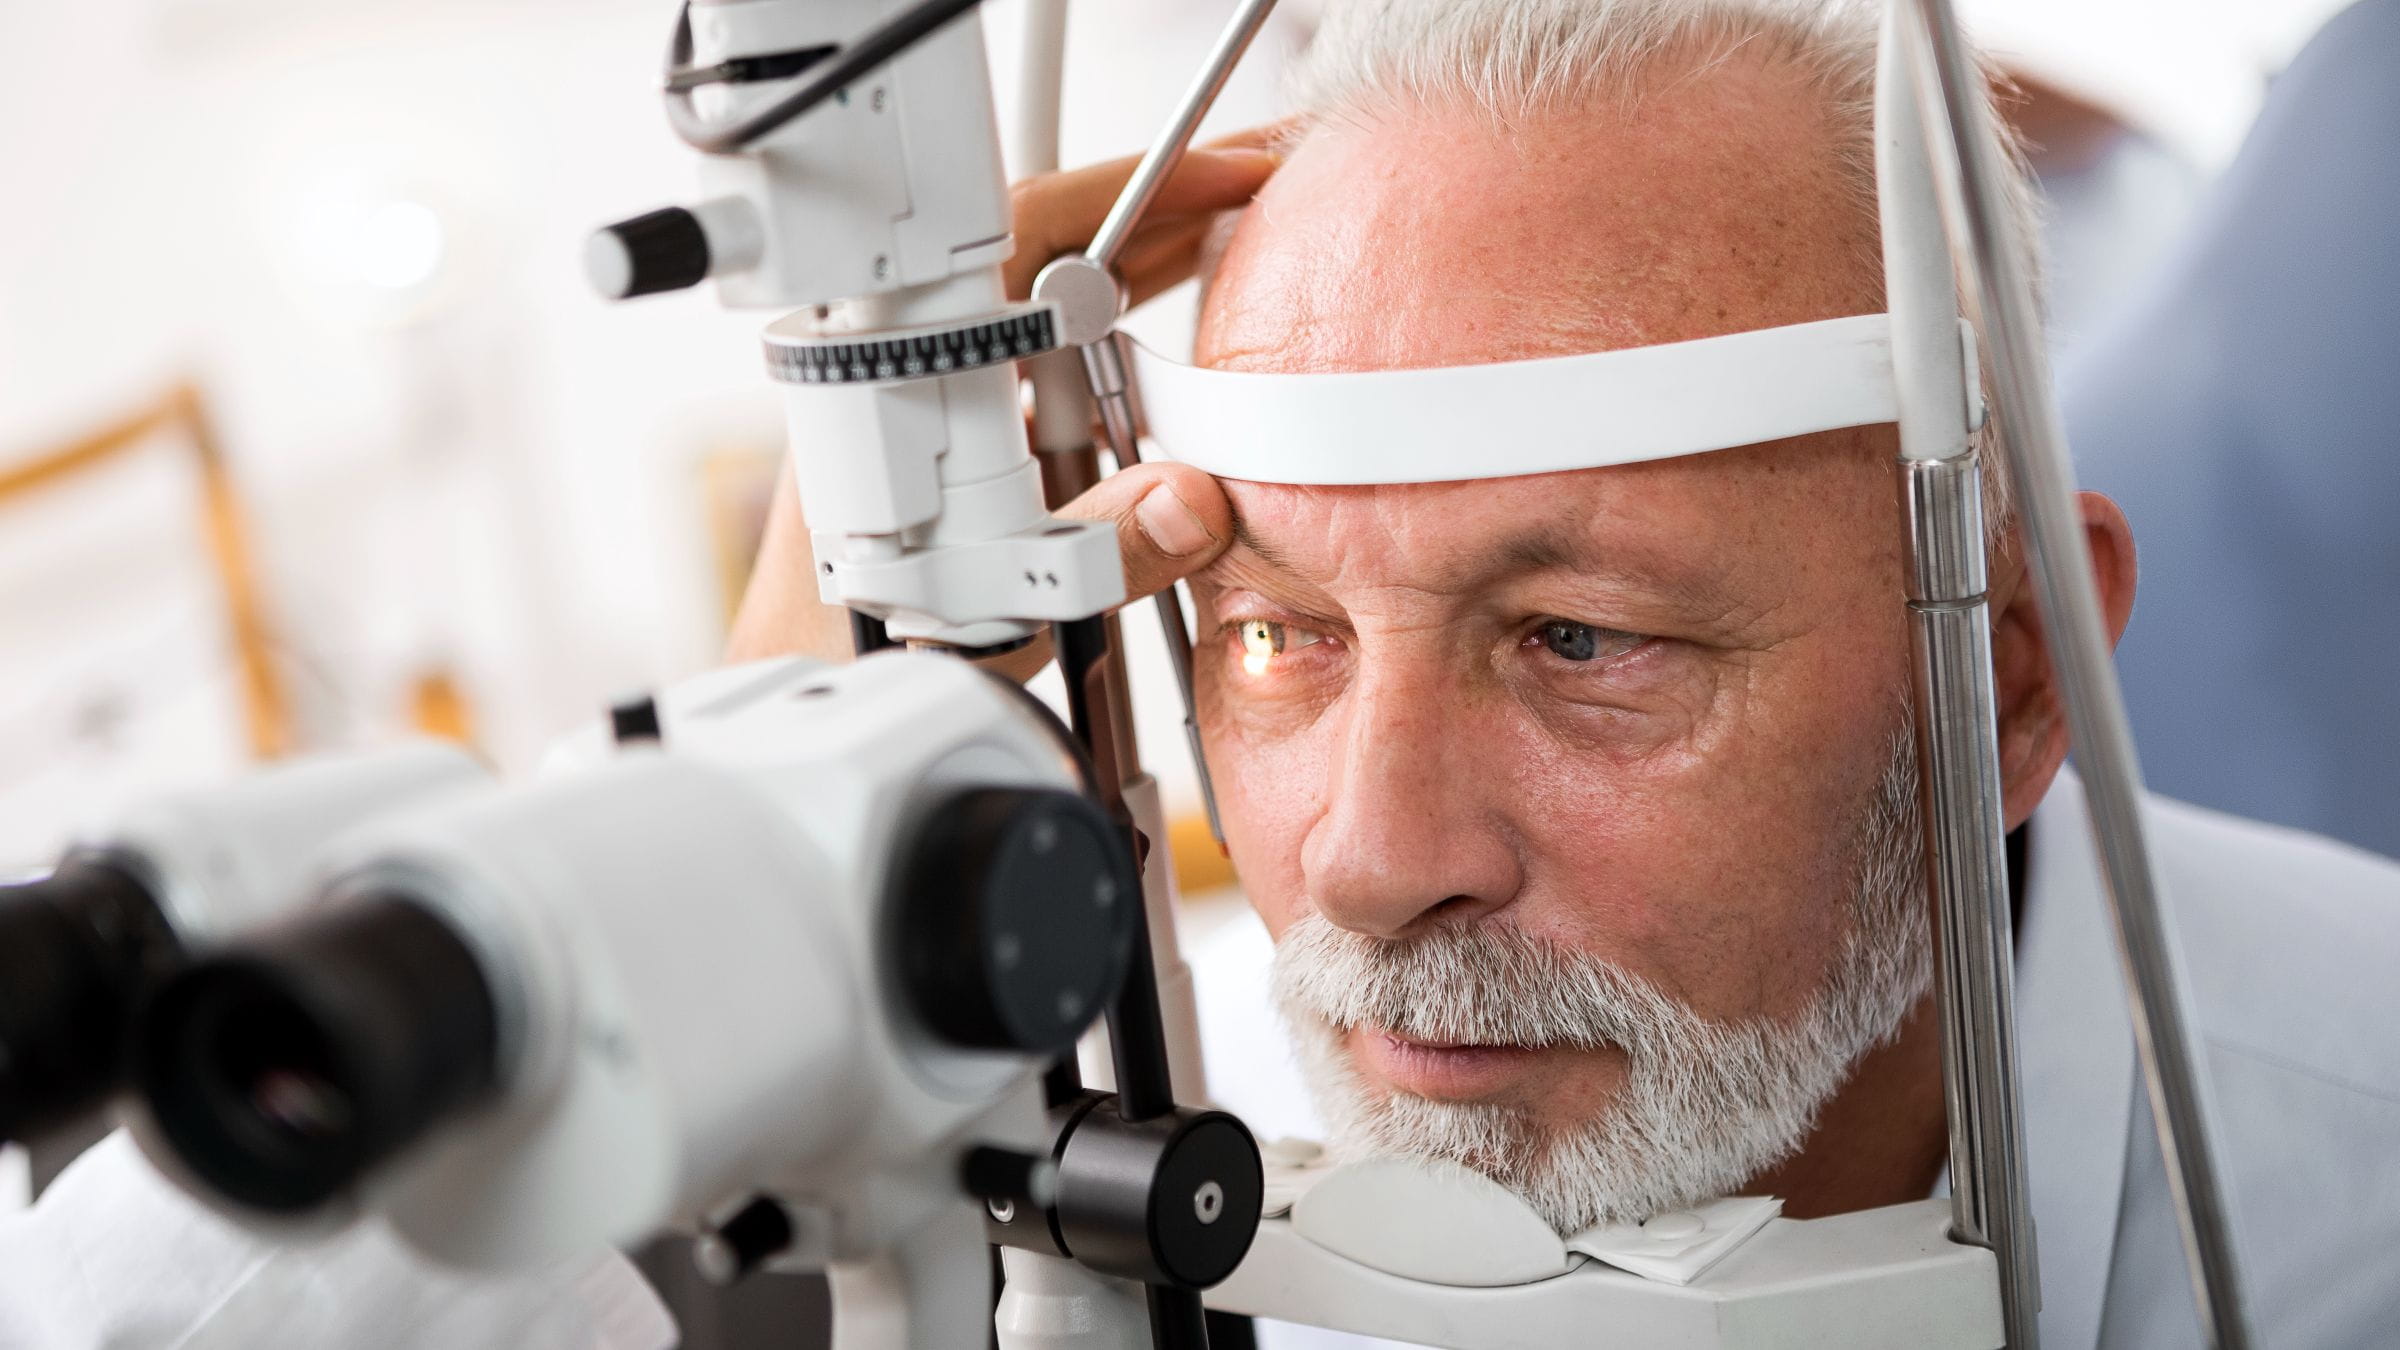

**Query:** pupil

left=1544, top=621, right=1599, bottom=661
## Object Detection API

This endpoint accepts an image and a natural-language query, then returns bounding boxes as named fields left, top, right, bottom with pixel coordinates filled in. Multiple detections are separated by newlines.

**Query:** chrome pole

left=1879, top=11, right=2038, bottom=1337
left=1904, top=454, right=2041, bottom=1349
left=1900, top=2, right=2255, bottom=1344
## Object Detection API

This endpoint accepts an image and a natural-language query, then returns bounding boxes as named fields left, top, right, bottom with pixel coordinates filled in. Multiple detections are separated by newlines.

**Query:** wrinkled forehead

left=1195, top=80, right=1882, bottom=375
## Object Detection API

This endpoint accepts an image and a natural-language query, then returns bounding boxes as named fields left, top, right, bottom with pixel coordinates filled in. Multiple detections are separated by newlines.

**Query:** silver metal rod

left=1084, top=0, right=1279, bottom=270
left=1905, top=454, right=2039, bottom=1348
left=1903, top=2, right=2254, bottom=1343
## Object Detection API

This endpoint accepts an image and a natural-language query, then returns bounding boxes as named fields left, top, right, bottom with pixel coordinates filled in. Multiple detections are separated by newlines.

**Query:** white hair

left=1271, top=729, right=1930, bottom=1231
left=1256, top=0, right=2037, bottom=534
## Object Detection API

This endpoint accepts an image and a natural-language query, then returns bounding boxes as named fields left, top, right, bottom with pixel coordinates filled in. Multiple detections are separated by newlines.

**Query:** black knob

left=896, top=787, right=1137, bottom=1056
left=1051, top=1098, right=1265, bottom=1289
left=610, top=693, right=663, bottom=745
left=587, top=207, right=712, bottom=300
left=692, top=1195, right=796, bottom=1287
left=0, top=858, right=178, bottom=1143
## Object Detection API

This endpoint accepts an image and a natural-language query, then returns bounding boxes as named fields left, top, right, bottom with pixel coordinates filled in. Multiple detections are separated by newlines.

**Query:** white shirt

left=1187, top=769, right=2400, bottom=1349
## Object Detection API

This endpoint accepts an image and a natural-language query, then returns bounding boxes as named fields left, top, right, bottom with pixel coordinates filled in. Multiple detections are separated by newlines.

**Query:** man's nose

left=1298, top=671, right=1524, bottom=940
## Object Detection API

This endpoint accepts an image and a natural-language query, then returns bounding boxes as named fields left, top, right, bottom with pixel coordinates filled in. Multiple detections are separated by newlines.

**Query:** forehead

left=1195, top=56, right=1879, bottom=374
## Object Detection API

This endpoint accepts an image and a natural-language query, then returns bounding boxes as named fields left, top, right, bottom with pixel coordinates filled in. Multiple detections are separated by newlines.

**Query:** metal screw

left=988, top=1197, right=1016, bottom=1224
left=1194, top=1180, right=1225, bottom=1225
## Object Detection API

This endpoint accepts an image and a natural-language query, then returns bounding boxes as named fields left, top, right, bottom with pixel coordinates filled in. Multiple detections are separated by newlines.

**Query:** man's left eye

left=1530, top=619, right=1646, bottom=663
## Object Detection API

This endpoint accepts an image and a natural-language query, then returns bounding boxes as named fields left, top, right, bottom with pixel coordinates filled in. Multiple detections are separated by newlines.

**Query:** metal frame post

left=1896, top=2, right=2254, bottom=1344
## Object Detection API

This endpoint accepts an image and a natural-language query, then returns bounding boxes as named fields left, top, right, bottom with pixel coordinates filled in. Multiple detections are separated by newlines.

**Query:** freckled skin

left=1189, top=57, right=2136, bottom=1217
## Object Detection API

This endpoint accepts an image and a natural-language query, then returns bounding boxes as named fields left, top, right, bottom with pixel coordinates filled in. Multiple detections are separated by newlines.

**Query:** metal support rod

left=1055, top=613, right=1216, bottom=1350
left=1901, top=2, right=2254, bottom=1343
left=1083, top=0, right=1280, bottom=271
left=1903, top=455, right=2038, bottom=1347
left=1056, top=615, right=1177, bottom=1123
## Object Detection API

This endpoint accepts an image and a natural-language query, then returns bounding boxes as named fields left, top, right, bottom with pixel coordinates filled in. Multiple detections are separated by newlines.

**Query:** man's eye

left=1532, top=619, right=1645, bottom=663
left=1235, top=619, right=1324, bottom=675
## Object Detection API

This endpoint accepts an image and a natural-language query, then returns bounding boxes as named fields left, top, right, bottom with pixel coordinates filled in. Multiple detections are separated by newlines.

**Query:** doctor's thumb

left=1058, top=461, right=1234, bottom=605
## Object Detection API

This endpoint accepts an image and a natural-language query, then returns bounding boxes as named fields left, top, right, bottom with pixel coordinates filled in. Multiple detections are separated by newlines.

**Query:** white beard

left=1269, top=734, right=1932, bottom=1233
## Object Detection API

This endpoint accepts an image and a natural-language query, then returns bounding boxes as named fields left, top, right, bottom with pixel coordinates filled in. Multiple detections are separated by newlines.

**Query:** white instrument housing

left=136, top=652, right=1089, bottom=1278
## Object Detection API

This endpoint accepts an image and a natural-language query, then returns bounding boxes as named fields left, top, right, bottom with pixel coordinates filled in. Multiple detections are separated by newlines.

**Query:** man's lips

left=1348, top=1025, right=1544, bottom=1101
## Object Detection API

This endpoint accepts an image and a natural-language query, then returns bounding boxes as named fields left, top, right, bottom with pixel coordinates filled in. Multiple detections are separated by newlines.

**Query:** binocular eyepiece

left=133, top=892, right=500, bottom=1214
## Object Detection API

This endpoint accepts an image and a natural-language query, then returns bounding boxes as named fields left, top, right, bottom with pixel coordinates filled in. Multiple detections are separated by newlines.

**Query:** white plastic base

left=1206, top=1200, right=2002, bottom=1350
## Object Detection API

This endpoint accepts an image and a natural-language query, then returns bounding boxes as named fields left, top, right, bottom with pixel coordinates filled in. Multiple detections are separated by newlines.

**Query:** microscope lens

left=133, top=892, right=499, bottom=1213
left=0, top=860, right=177, bottom=1144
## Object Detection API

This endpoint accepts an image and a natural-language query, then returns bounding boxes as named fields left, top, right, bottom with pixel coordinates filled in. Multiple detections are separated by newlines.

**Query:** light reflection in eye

left=1237, top=619, right=1321, bottom=676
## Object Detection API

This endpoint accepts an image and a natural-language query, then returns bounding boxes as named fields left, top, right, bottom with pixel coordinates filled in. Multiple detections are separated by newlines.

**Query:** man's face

left=1188, top=70, right=1932, bottom=1227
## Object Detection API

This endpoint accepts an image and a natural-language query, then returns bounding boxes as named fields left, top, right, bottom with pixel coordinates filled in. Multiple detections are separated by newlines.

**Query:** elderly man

left=756, top=3, right=2400, bottom=1348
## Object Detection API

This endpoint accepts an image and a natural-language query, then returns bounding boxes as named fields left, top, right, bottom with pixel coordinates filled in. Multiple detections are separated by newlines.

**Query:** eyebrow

left=1230, top=517, right=1305, bottom=573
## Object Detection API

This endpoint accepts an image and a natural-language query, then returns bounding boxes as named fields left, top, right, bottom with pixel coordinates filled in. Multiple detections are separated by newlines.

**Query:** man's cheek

left=1206, top=723, right=1330, bottom=940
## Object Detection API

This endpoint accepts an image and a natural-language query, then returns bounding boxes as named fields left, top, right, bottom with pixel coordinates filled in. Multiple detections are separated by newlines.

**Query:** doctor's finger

left=1056, top=460, right=1233, bottom=605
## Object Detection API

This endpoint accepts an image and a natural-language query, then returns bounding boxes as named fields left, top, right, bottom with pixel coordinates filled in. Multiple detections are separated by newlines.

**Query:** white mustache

left=1270, top=913, right=1698, bottom=1056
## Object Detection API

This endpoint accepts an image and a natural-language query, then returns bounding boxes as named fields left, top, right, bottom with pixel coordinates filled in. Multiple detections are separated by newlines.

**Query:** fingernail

left=1136, top=484, right=1218, bottom=558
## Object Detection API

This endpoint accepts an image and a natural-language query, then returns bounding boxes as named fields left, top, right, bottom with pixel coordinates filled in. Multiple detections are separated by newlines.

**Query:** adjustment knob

left=587, top=207, right=712, bottom=300
left=609, top=693, right=662, bottom=746
left=898, top=787, right=1137, bottom=1055
left=692, top=1195, right=796, bottom=1287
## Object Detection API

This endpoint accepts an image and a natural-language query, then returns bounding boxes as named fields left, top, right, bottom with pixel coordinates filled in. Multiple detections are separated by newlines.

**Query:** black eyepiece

left=0, top=859, right=178, bottom=1143
left=132, top=893, right=499, bottom=1214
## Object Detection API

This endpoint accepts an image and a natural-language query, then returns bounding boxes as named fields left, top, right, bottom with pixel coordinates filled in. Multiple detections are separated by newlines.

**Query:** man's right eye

left=1232, top=619, right=1325, bottom=676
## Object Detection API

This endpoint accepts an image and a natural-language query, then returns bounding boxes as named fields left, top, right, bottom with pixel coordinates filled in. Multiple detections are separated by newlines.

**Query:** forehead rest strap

left=1129, top=312, right=1901, bottom=485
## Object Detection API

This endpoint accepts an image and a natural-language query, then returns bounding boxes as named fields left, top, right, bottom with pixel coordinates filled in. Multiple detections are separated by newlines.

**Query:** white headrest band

left=1130, top=312, right=1898, bottom=485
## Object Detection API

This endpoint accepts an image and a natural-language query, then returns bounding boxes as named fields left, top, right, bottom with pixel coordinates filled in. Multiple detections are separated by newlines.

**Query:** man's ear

left=1987, top=490, right=2138, bottom=827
